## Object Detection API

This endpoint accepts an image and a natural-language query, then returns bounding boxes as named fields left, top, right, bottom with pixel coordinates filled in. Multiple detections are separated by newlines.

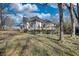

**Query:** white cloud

left=16, top=14, right=23, bottom=18
left=73, top=3, right=77, bottom=6
left=48, top=3, right=58, bottom=8
left=55, top=13, right=59, bottom=16
left=10, top=3, right=22, bottom=12
left=36, top=13, right=51, bottom=19
left=9, top=4, right=52, bottom=20
left=22, top=4, right=38, bottom=12
left=23, top=13, right=51, bottom=20
left=55, top=13, right=59, bottom=19
left=10, top=3, right=39, bottom=12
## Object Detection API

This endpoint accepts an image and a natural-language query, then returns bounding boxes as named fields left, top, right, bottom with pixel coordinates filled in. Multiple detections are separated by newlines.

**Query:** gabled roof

left=23, top=16, right=53, bottom=24
left=30, top=16, right=44, bottom=22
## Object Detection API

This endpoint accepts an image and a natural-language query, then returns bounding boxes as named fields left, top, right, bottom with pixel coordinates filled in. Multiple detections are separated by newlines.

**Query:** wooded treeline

left=58, top=3, right=79, bottom=40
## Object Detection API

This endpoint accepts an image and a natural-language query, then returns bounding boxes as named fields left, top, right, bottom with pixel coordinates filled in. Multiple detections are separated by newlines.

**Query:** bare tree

left=77, top=3, right=79, bottom=24
left=66, top=3, right=76, bottom=37
left=70, top=3, right=76, bottom=37
left=0, top=3, right=6, bottom=30
left=0, top=4, right=3, bottom=30
left=4, top=15, right=14, bottom=28
left=58, top=3, right=64, bottom=40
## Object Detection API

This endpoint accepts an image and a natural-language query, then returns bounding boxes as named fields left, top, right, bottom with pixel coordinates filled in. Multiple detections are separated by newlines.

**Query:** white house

left=22, top=16, right=56, bottom=31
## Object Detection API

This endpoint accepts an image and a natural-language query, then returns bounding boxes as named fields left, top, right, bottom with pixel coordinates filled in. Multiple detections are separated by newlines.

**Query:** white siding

left=26, top=22, right=30, bottom=29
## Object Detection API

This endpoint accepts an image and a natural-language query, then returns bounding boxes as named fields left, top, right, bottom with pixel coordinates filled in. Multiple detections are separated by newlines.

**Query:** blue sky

left=2, top=3, right=59, bottom=16
left=0, top=3, right=74, bottom=25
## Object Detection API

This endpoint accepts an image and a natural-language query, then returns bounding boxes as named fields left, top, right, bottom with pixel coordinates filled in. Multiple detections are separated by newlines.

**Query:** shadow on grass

left=19, top=37, right=31, bottom=56
left=0, top=47, right=6, bottom=56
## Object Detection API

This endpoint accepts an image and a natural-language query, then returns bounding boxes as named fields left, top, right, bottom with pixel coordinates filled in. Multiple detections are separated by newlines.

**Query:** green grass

left=0, top=31, right=79, bottom=56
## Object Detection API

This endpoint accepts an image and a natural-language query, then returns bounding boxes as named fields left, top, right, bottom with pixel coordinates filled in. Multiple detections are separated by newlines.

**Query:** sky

left=0, top=3, right=76, bottom=26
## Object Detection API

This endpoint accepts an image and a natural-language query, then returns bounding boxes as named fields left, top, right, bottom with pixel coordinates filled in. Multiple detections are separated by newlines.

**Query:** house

left=22, top=16, right=56, bottom=31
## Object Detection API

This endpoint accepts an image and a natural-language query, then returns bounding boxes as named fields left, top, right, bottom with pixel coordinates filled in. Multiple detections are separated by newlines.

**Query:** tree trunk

left=69, top=3, right=75, bottom=37
left=76, top=3, right=79, bottom=34
left=77, top=3, right=79, bottom=30
left=0, top=12, right=3, bottom=30
left=58, top=3, right=64, bottom=40
left=77, top=3, right=79, bottom=23
left=0, top=4, right=3, bottom=30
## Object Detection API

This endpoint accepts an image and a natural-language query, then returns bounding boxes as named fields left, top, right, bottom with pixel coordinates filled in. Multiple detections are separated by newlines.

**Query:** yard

left=0, top=31, right=79, bottom=56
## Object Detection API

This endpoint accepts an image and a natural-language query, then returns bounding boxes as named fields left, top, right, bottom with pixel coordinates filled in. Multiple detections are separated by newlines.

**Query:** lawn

left=0, top=31, right=79, bottom=56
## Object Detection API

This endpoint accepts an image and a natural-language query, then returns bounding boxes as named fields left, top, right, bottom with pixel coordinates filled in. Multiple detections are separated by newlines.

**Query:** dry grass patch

left=0, top=31, right=79, bottom=56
